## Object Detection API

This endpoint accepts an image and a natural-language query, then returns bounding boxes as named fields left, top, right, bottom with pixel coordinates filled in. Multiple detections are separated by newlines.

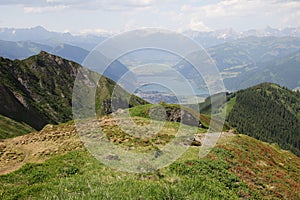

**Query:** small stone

left=191, top=140, right=202, bottom=146
left=106, top=154, right=120, bottom=161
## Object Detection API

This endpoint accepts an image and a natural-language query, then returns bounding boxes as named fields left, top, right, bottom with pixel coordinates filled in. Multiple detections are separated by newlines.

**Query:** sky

left=0, top=0, right=299, bottom=34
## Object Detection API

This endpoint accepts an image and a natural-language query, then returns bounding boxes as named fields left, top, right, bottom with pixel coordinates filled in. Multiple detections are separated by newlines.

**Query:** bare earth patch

left=0, top=123, right=83, bottom=175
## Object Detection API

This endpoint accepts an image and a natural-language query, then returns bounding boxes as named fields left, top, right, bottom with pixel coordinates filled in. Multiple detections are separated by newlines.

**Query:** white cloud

left=182, top=0, right=264, bottom=18
left=63, top=29, right=70, bottom=33
left=124, top=19, right=137, bottom=31
left=2, top=0, right=300, bottom=32
left=124, top=0, right=153, bottom=6
left=189, top=18, right=213, bottom=32
left=79, top=28, right=113, bottom=35
left=0, top=0, right=40, bottom=5
left=46, top=0, right=63, bottom=3
left=6, top=0, right=156, bottom=12
left=23, top=5, right=67, bottom=13
left=180, top=0, right=300, bottom=29
left=86, top=0, right=155, bottom=11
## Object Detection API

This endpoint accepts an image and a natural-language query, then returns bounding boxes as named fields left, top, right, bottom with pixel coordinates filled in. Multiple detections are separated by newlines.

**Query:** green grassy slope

left=1, top=119, right=300, bottom=199
left=215, top=134, right=300, bottom=199
left=0, top=149, right=259, bottom=200
left=0, top=114, right=35, bottom=139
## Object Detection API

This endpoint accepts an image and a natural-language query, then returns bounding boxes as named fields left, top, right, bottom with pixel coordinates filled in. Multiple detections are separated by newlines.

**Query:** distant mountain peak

left=39, top=50, right=49, bottom=55
left=31, top=25, right=47, bottom=31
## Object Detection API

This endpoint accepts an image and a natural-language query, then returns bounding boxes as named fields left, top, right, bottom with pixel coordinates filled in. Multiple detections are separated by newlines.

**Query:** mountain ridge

left=1, top=26, right=299, bottom=50
left=0, top=51, right=148, bottom=138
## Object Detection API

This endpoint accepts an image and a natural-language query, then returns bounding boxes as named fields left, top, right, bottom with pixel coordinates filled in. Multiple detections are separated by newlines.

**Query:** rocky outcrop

left=150, top=105, right=203, bottom=128
left=166, top=107, right=202, bottom=127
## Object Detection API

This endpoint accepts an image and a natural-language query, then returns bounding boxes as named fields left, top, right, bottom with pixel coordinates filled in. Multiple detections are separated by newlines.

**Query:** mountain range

left=0, top=26, right=106, bottom=51
left=1, top=26, right=299, bottom=94
left=173, top=36, right=300, bottom=93
left=185, top=26, right=300, bottom=47
left=1, top=26, right=299, bottom=49
left=225, top=50, right=300, bottom=90
left=210, top=36, right=300, bottom=91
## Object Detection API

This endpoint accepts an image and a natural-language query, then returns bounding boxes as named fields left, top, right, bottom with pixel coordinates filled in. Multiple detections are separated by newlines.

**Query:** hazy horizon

left=0, top=0, right=299, bottom=35
left=0, top=24, right=299, bottom=37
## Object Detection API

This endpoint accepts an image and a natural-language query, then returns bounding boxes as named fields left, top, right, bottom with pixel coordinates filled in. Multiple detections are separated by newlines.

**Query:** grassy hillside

left=215, top=134, right=300, bottom=199
left=227, top=83, right=300, bottom=156
left=0, top=114, right=35, bottom=139
left=1, top=118, right=300, bottom=199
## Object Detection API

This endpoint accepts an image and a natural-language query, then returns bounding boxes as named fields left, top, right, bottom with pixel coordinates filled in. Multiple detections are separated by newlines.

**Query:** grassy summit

left=1, top=117, right=300, bottom=199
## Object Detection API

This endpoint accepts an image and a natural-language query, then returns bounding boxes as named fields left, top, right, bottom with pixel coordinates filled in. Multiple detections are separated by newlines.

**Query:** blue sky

left=0, top=0, right=299, bottom=34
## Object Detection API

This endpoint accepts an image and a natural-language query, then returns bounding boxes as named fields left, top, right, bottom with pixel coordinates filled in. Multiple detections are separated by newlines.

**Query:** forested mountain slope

left=227, top=83, right=300, bottom=156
